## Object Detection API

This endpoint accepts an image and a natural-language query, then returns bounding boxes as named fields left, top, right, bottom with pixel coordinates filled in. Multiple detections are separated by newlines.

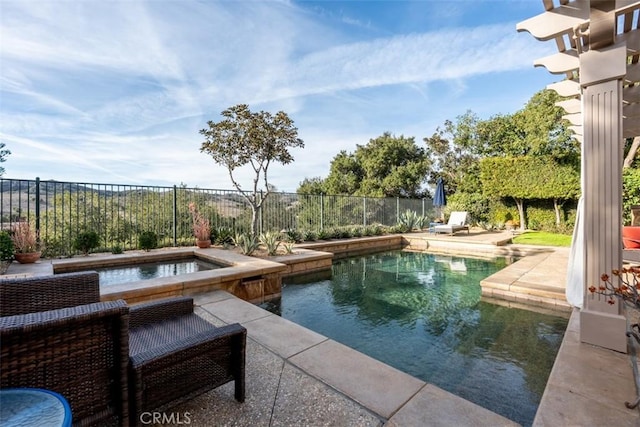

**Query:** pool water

left=96, top=258, right=221, bottom=286
left=262, top=251, right=567, bottom=426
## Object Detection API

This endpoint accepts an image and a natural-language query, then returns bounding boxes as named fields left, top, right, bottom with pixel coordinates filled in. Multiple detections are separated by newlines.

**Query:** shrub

left=284, top=229, right=302, bottom=243
left=328, top=227, right=351, bottom=239
left=526, top=205, right=557, bottom=231
left=73, top=231, right=100, bottom=255
left=302, top=230, right=316, bottom=242
left=487, top=199, right=518, bottom=225
left=367, top=224, right=385, bottom=236
left=138, top=231, right=158, bottom=251
left=446, top=192, right=491, bottom=225
left=623, top=168, right=640, bottom=225
left=316, top=229, right=330, bottom=240
left=339, top=227, right=352, bottom=239
left=111, top=244, right=124, bottom=254
left=0, top=231, right=15, bottom=261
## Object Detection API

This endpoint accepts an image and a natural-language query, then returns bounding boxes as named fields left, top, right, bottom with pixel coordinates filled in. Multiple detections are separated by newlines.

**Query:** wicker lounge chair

left=0, top=300, right=131, bottom=426
left=433, top=211, right=470, bottom=235
left=1, top=271, right=246, bottom=426
left=128, top=296, right=246, bottom=423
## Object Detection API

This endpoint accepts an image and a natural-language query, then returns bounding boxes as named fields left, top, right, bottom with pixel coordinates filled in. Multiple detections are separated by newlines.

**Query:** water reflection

left=97, top=258, right=220, bottom=286
left=269, top=251, right=565, bottom=427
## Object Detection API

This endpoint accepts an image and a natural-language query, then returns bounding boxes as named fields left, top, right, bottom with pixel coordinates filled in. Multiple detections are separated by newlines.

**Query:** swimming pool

left=94, top=258, right=221, bottom=286
left=262, top=250, right=568, bottom=426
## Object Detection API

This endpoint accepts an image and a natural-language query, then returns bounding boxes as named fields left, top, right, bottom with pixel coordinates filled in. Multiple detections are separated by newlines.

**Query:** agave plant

left=214, top=227, right=234, bottom=246
left=233, top=233, right=259, bottom=256
left=302, top=230, right=317, bottom=242
left=259, top=231, right=282, bottom=256
left=284, top=228, right=302, bottom=243
left=316, top=229, right=330, bottom=240
left=282, top=242, right=294, bottom=254
left=397, top=210, right=427, bottom=232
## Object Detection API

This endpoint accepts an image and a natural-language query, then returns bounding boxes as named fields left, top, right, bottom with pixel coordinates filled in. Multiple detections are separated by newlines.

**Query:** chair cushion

left=129, top=313, right=214, bottom=356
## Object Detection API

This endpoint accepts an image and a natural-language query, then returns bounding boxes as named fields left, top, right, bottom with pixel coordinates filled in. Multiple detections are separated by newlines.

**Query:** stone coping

left=46, top=247, right=287, bottom=302
left=197, top=290, right=519, bottom=426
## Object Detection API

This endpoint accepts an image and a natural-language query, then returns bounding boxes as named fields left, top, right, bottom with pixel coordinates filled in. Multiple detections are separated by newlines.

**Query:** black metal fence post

left=363, top=197, right=367, bottom=227
left=320, top=193, right=324, bottom=231
left=35, top=177, right=40, bottom=242
left=173, top=185, right=178, bottom=247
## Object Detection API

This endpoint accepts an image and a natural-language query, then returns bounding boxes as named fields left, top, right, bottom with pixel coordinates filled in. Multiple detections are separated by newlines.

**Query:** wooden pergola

left=518, top=1, right=640, bottom=352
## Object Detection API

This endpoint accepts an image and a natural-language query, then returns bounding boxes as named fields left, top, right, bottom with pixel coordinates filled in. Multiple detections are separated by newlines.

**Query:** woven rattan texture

left=1, top=300, right=130, bottom=426
left=128, top=297, right=246, bottom=420
left=0, top=271, right=100, bottom=316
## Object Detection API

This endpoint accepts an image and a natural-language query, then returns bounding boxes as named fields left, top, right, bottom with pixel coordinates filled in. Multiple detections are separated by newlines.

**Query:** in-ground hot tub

left=52, top=247, right=287, bottom=304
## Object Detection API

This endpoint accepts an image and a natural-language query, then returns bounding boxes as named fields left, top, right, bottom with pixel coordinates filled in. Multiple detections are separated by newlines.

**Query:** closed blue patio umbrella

left=434, top=177, right=446, bottom=220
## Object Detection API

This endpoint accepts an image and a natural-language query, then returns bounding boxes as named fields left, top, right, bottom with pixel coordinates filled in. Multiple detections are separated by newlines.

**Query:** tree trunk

left=624, top=136, right=640, bottom=169
left=250, top=206, right=259, bottom=237
left=553, top=198, right=562, bottom=226
left=514, top=197, right=526, bottom=231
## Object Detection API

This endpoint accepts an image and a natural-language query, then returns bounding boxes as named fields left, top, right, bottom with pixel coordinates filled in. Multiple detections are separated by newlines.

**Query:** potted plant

left=10, top=222, right=41, bottom=264
left=0, top=230, right=15, bottom=274
left=188, top=203, right=211, bottom=248
left=589, top=268, right=640, bottom=344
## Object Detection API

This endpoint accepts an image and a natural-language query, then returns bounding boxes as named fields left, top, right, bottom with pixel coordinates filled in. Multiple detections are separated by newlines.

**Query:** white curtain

left=566, top=196, right=584, bottom=308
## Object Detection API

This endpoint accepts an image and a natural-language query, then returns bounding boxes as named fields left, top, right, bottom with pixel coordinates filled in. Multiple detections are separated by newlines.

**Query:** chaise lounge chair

left=433, top=211, right=469, bottom=236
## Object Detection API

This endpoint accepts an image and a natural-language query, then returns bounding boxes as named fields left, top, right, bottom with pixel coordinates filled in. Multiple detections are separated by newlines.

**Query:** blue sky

left=0, top=0, right=558, bottom=192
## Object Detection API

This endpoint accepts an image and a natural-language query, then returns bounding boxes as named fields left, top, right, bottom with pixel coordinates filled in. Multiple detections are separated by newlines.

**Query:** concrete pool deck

left=3, top=233, right=640, bottom=425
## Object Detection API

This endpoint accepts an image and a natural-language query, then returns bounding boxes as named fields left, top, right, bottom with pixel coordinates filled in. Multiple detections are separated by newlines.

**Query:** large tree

left=297, top=177, right=326, bottom=195
left=320, top=133, right=430, bottom=198
left=423, top=111, right=482, bottom=194
left=200, top=104, right=304, bottom=236
left=0, top=143, right=10, bottom=176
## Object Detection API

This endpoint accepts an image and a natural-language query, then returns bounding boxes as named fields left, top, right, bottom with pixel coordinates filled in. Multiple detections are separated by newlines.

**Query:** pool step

left=481, top=280, right=570, bottom=311
left=480, top=249, right=572, bottom=312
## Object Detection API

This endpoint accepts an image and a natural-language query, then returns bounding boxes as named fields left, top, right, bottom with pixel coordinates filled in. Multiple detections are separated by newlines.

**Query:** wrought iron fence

left=0, top=178, right=434, bottom=257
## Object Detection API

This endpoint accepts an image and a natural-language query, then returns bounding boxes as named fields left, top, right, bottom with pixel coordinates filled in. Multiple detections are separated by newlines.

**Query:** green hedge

left=446, top=192, right=576, bottom=234
left=487, top=198, right=518, bottom=225
left=624, top=168, right=640, bottom=225
left=444, top=192, right=490, bottom=225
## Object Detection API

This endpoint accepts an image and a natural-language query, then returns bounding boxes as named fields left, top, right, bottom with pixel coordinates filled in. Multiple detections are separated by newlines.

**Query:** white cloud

left=0, top=1, right=557, bottom=191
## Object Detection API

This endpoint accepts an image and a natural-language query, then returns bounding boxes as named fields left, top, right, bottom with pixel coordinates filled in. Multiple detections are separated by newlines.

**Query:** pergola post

left=579, top=43, right=627, bottom=352
left=518, top=0, right=640, bottom=354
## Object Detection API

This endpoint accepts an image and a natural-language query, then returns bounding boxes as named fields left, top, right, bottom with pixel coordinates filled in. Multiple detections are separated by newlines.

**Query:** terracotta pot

left=14, top=251, right=41, bottom=264
left=623, top=226, right=640, bottom=249
left=196, top=239, right=211, bottom=249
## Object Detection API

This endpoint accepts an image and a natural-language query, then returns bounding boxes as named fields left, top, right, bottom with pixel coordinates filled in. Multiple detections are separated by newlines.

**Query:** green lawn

left=511, top=231, right=572, bottom=247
